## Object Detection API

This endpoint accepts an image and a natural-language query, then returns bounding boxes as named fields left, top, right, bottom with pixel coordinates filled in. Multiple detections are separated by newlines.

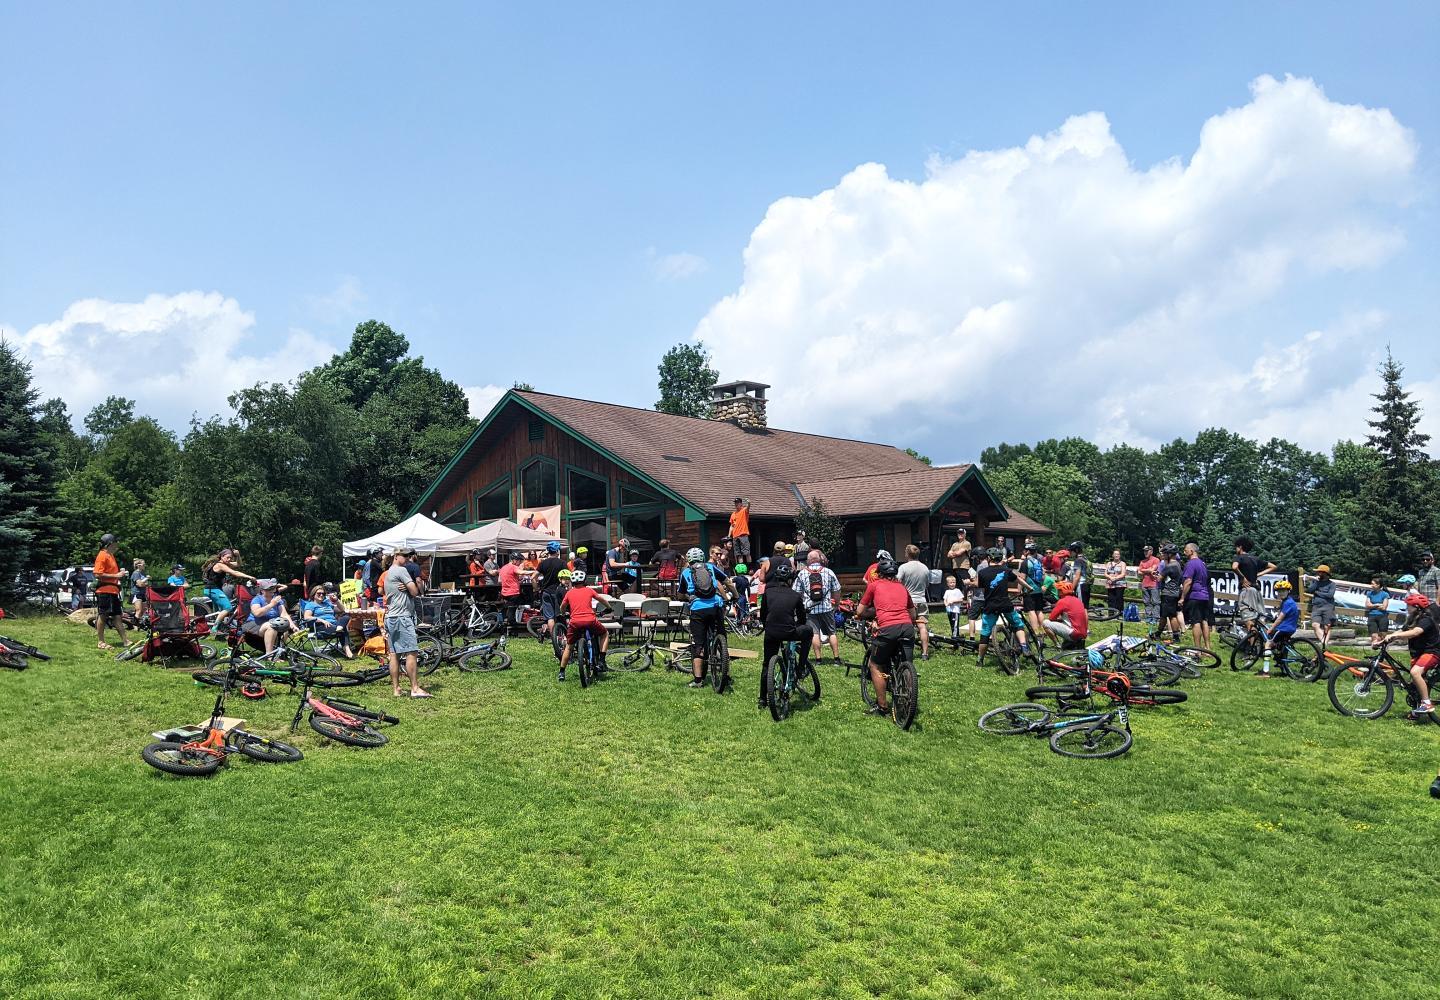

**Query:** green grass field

left=1, top=611, right=1437, bottom=999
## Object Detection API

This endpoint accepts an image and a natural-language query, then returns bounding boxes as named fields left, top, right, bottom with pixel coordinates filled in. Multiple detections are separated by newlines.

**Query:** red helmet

left=1404, top=592, right=1431, bottom=609
left=1056, top=580, right=1075, bottom=596
left=240, top=682, right=268, bottom=700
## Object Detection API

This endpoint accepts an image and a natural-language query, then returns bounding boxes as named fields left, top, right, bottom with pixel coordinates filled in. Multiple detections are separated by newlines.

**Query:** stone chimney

left=707, top=380, right=770, bottom=429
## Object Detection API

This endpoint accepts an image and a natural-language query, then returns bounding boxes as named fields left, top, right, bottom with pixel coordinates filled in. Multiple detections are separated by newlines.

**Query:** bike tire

left=978, top=703, right=1052, bottom=735
left=710, top=632, right=730, bottom=694
left=309, top=714, right=388, bottom=747
left=526, top=614, right=546, bottom=640
left=1279, top=638, right=1323, bottom=682
left=190, top=669, right=233, bottom=688
left=767, top=654, right=790, bottom=722
left=115, top=640, right=147, bottom=662
left=1327, top=663, right=1393, bottom=719
left=321, top=699, right=399, bottom=725
left=797, top=663, right=820, bottom=704
left=231, top=732, right=304, bottom=763
left=890, top=661, right=918, bottom=730
left=1089, top=606, right=1120, bottom=623
left=1025, top=684, right=1089, bottom=705
left=307, top=670, right=366, bottom=689
left=1130, top=687, right=1187, bottom=706
left=1229, top=642, right=1262, bottom=673
left=1049, top=723, right=1132, bottom=759
left=1171, top=646, right=1221, bottom=670
left=0, top=652, right=30, bottom=670
left=860, top=667, right=877, bottom=709
left=458, top=648, right=512, bottom=672
left=1132, top=658, right=1186, bottom=686
left=141, top=741, right=224, bottom=776
left=577, top=637, right=594, bottom=689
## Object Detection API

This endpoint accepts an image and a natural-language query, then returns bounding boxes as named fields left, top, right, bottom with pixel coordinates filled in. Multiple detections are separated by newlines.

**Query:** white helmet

left=570, top=569, right=586, bottom=584
left=685, top=547, right=706, bottom=564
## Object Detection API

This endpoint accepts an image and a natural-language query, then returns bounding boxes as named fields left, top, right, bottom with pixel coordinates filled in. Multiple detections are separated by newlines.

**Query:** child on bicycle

left=731, top=563, right=752, bottom=623
left=556, top=570, right=610, bottom=682
left=1260, top=579, right=1298, bottom=678
left=1380, top=592, right=1438, bottom=720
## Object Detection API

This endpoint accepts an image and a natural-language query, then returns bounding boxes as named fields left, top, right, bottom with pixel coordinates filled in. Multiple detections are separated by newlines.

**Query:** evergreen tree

left=1342, top=350, right=1434, bottom=575
left=0, top=341, right=64, bottom=600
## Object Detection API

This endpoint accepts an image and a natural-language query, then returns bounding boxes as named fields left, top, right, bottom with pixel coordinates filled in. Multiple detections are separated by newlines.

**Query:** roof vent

left=707, top=380, right=769, bottom=429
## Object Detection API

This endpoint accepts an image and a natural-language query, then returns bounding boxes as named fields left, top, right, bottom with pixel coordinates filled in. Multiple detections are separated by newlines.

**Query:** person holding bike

left=1380, top=593, right=1439, bottom=720
left=1259, top=579, right=1299, bottom=678
left=680, top=547, right=733, bottom=689
left=858, top=558, right=915, bottom=716
left=757, top=561, right=813, bottom=710
left=556, top=570, right=610, bottom=681
left=975, top=547, right=1028, bottom=669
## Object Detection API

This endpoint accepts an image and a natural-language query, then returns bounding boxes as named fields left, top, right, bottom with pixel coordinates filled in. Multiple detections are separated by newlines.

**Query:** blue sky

left=2, top=2, right=1436, bottom=461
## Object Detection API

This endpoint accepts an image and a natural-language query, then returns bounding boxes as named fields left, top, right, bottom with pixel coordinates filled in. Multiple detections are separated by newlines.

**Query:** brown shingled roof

left=794, top=466, right=978, bottom=518
left=515, top=390, right=931, bottom=516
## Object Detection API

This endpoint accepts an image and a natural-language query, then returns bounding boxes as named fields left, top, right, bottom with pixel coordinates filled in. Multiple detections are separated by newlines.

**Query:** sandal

left=97, top=642, right=113, bottom=651
left=411, top=690, right=433, bottom=698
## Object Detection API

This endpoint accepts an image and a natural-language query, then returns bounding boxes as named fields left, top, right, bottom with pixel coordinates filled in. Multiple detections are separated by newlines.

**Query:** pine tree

left=0, top=341, right=65, bottom=601
left=1342, top=349, right=1434, bottom=576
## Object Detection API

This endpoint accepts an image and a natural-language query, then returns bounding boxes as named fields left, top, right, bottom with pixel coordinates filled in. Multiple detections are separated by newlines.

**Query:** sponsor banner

left=1209, top=570, right=1291, bottom=603
left=516, top=505, right=561, bottom=537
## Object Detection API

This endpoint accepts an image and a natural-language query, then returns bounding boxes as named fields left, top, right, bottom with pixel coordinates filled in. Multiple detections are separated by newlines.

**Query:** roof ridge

left=796, top=467, right=940, bottom=486
left=517, top=389, right=916, bottom=452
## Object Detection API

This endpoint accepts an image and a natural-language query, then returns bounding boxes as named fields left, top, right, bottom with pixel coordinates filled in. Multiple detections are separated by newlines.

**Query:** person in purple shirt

left=1179, top=542, right=1213, bottom=650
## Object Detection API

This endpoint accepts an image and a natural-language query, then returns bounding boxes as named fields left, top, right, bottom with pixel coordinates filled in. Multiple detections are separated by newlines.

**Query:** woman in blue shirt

left=1365, top=577, right=1391, bottom=646
left=301, top=583, right=354, bottom=659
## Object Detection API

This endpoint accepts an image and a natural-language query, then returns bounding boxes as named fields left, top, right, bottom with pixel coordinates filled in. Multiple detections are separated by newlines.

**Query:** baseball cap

left=256, top=577, right=279, bottom=590
left=397, top=547, right=417, bottom=557
left=1316, top=564, right=1331, bottom=574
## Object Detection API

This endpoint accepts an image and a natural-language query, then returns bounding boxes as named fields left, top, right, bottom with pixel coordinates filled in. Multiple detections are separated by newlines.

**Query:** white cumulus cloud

left=463, top=384, right=507, bottom=419
left=693, top=75, right=1419, bottom=458
left=9, top=291, right=334, bottom=431
left=649, top=249, right=709, bottom=280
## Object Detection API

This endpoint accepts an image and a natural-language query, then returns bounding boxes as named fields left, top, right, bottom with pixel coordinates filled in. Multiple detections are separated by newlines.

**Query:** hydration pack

left=690, top=564, right=717, bottom=600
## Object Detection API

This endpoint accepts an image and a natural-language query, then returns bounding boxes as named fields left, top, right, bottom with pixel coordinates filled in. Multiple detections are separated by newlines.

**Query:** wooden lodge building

left=408, top=382, right=1051, bottom=588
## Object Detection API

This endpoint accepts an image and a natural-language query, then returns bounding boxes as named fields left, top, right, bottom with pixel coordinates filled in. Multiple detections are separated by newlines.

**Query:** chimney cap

left=709, top=380, right=770, bottom=400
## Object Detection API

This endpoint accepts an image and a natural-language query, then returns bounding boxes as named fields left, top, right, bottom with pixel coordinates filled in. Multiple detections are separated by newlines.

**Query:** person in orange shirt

left=93, top=532, right=129, bottom=651
left=729, top=498, right=752, bottom=565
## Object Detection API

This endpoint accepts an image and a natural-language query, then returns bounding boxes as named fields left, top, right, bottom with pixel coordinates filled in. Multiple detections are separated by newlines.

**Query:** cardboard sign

left=339, top=579, right=361, bottom=609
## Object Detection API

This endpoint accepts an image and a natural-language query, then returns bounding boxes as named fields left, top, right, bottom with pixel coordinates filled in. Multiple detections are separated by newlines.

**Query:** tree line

left=981, top=351, right=1436, bottom=579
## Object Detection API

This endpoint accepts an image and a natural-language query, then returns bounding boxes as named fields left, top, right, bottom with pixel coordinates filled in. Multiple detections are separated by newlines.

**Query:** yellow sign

left=339, top=579, right=361, bottom=609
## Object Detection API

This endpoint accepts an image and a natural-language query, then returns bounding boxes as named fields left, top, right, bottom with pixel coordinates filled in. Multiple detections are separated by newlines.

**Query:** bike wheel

left=1089, top=606, right=1120, bottom=623
left=890, top=661, right=918, bottom=730
left=1327, top=664, right=1393, bottom=719
left=231, top=732, right=304, bottom=763
left=0, top=652, right=26, bottom=670
left=797, top=663, right=820, bottom=703
left=526, top=614, right=546, bottom=639
left=309, top=714, right=388, bottom=747
left=141, top=741, right=223, bottom=776
left=1025, top=684, right=1089, bottom=705
left=1050, top=723, right=1132, bottom=759
left=1171, top=646, right=1221, bottom=670
left=1279, top=638, right=1323, bottom=682
left=1229, top=641, right=1262, bottom=673
left=577, top=638, right=594, bottom=689
left=1125, top=658, right=1185, bottom=686
left=1130, top=687, right=1187, bottom=706
left=307, top=670, right=366, bottom=689
left=978, top=702, right=1052, bottom=735
left=469, top=611, right=502, bottom=639
left=767, top=654, right=791, bottom=722
left=190, top=669, right=232, bottom=688
left=115, top=639, right=147, bottom=662
left=860, top=667, right=877, bottom=709
left=710, top=632, right=730, bottom=694
left=458, top=648, right=512, bottom=672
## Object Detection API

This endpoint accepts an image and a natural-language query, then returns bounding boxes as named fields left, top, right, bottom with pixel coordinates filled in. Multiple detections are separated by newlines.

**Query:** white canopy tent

left=342, top=513, right=462, bottom=557
left=432, top=519, right=562, bottom=556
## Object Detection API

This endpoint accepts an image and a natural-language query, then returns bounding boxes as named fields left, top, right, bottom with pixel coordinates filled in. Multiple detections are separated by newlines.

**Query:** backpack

left=1123, top=603, right=1140, bottom=622
left=690, top=563, right=717, bottom=600
left=807, top=568, right=827, bottom=606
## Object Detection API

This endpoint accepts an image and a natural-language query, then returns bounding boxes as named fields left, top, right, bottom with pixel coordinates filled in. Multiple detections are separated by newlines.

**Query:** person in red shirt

left=464, top=549, right=487, bottom=589
left=497, top=550, right=525, bottom=627
left=557, top=570, right=611, bottom=680
left=93, top=532, right=129, bottom=651
left=1044, top=580, right=1089, bottom=649
left=858, top=558, right=916, bottom=716
left=863, top=548, right=893, bottom=585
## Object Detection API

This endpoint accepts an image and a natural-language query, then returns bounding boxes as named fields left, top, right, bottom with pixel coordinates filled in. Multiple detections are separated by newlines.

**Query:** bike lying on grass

left=0, top=633, right=50, bottom=670
left=289, top=666, right=400, bottom=747
left=978, top=674, right=1135, bottom=759
left=141, top=659, right=304, bottom=777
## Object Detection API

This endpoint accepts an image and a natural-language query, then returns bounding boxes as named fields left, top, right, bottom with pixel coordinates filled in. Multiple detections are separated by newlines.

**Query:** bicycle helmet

left=734, top=563, right=748, bottom=574
left=1274, top=579, right=1292, bottom=591
left=1405, top=592, right=1430, bottom=609
left=240, top=681, right=267, bottom=700
left=1069, top=541, right=1084, bottom=552
left=557, top=568, right=572, bottom=581
left=1056, top=580, right=1075, bottom=596
left=685, top=547, right=705, bottom=564
left=570, top=570, right=586, bottom=584
left=546, top=540, right=562, bottom=554
left=987, top=547, right=1004, bottom=562
left=875, top=549, right=893, bottom=561
left=1087, top=648, right=1105, bottom=670
left=770, top=561, right=796, bottom=582
left=1104, top=673, right=1131, bottom=700
left=1397, top=574, right=1417, bottom=586
left=876, top=559, right=899, bottom=578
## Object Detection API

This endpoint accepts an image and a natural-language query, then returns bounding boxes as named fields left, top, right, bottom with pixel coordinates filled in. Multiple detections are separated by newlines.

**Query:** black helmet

left=1069, top=541, right=1084, bottom=552
left=1160, top=543, right=1178, bottom=555
left=987, top=547, right=1004, bottom=562
left=100, top=532, right=117, bottom=546
left=1024, top=542, right=1040, bottom=553
left=876, top=559, right=900, bottom=578
left=770, top=561, right=796, bottom=582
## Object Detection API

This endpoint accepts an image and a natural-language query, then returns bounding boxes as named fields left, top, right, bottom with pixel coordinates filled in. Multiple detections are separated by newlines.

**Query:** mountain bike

left=1230, top=628, right=1322, bottom=681
left=456, top=634, right=513, bottom=672
left=977, top=679, right=1134, bottom=759
left=859, top=633, right=918, bottom=730
left=1326, top=644, right=1440, bottom=723
left=766, top=639, right=821, bottom=722
left=1027, top=668, right=1186, bottom=708
left=575, top=626, right=604, bottom=689
left=289, top=666, right=399, bottom=746
left=0, top=633, right=50, bottom=670
left=142, top=659, right=304, bottom=776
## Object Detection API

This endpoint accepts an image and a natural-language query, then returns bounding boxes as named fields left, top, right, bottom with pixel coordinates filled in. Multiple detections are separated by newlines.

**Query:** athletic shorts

left=541, top=589, right=560, bottom=621
left=1021, top=593, right=1045, bottom=613
left=980, top=608, right=1026, bottom=639
left=1367, top=616, right=1386, bottom=636
left=869, top=623, right=915, bottom=667
left=386, top=612, right=419, bottom=655
left=1160, top=596, right=1179, bottom=619
left=1183, top=598, right=1214, bottom=626
left=1310, top=604, right=1335, bottom=627
left=1413, top=652, right=1439, bottom=671
left=688, top=605, right=723, bottom=657
left=95, top=592, right=123, bottom=621
left=565, top=620, right=606, bottom=645
left=807, top=611, right=834, bottom=638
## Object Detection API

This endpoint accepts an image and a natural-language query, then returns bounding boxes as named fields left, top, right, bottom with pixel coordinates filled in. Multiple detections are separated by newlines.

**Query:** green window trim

left=438, top=502, right=469, bottom=526
left=564, top=464, right=610, bottom=513
left=473, top=475, right=512, bottom=522
left=618, top=480, right=664, bottom=507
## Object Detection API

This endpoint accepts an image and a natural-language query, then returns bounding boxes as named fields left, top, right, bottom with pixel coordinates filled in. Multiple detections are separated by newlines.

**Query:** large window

left=568, top=468, right=608, bottom=512
left=619, top=481, right=663, bottom=507
left=569, top=517, right=609, bottom=559
left=520, top=459, right=558, bottom=508
left=475, top=478, right=510, bottom=521
left=620, top=512, right=664, bottom=561
left=438, top=502, right=468, bottom=527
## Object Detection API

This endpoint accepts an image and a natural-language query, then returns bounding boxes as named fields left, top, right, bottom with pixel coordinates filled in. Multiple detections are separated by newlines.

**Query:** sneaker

left=864, top=703, right=886, bottom=716
left=1431, top=776, right=1440, bottom=799
left=687, top=678, right=705, bottom=689
left=556, top=669, right=566, bottom=682
left=1406, top=709, right=1432, bottom=722
left=921, top=652, right=930, bottom=661
left=757, top=699, right=767, bottom=710
left=1257, top=671, right=1271, bottom=679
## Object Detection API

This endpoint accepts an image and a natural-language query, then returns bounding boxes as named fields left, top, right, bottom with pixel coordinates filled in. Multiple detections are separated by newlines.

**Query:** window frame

left=472, top=475, right=513, bottom=523
left=565, top=465, right=610, bottom=514
left=518, top=456, right=560, bottom=509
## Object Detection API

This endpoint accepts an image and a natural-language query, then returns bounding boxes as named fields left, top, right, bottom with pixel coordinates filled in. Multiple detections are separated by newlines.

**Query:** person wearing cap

left=556, top=569, right=612, bottom=682
left=728, top=498, right=752, bottom=565
left=1379, top=592, right=1439, bottom=719
left=1259, top=579, right=1299, bottom=677
left=1017, top=543, right=1048, bottom=641
left=1136, top=545, right=1161, bottom=625
left=1044, top=580, right=1088, bottom=649
left=384, top=548, right=430, bottom=697
left=302, top=582, right=354, bottom=659
left=571, top=546, right=588, bottom=576
left=498, top=551, right=526, bottom=627
left=606, top=538, right=639, bottom=595
left=93, top=533, right=127, bottom=651
left=1308, top=565, right=1337, bottom=648
left=864, top=549, right=893, bottom=585
left=1417, top=552, right=1440, bottom=605
left=167, top=563, right=188, bottom=588
left=536, top=541, right=568, bottom=637
left=246, top=579, right=295, bottom=654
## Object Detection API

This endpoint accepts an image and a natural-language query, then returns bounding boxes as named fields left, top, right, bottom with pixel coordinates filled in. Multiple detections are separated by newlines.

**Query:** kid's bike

left=978, top=674, right=1134, bottom=759
left=289, top=666, right=399, bottom=746
left=142, top=660, right=304, bottom=777
left=0, top=633, right=50, bottom=670
left=1326, top=644, right=1440, bottom=723
left=766, top=639, right=821, bottom=722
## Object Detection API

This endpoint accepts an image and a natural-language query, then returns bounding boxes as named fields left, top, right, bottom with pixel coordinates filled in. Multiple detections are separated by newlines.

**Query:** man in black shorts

left=757, top=562, right=813, bottom=710
left=1159, top=543, right=1184, bottom=640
